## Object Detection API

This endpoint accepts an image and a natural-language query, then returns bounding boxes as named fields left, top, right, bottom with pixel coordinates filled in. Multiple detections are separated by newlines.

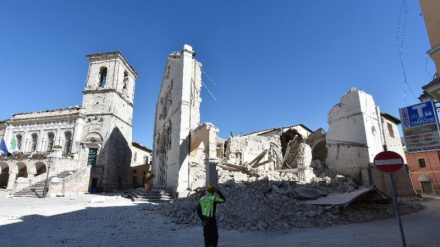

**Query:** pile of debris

left=156, top=176, right=425, bottom=232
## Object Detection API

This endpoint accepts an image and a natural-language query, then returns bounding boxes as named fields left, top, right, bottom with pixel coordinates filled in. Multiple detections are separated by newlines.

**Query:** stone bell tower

left=152, top=44, right=202, bottom=196
left=81, top=51, right=139, bottom=192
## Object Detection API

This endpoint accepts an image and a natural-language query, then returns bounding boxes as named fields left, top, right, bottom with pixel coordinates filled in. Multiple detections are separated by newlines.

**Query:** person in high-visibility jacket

left=197, top=184, right=226, bottom=247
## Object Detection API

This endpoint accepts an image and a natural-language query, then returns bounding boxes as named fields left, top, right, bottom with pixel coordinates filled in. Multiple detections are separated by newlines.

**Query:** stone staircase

left=13, top=170, right=76, bottom=198
left=127, top=187, right=174, bottom=203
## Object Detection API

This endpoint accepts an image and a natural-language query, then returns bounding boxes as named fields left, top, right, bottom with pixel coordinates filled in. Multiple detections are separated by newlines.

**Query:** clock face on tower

left=92, top=96, right=105, bottom=110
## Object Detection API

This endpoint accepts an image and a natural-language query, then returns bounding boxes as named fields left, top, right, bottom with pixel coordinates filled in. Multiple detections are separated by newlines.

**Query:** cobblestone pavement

left=0, top=191, right=439, bottom=247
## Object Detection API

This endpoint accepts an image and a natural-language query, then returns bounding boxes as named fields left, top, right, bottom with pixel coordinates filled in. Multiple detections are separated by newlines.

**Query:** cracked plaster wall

left=189, top=122, right=220, bottom=191
left=326, top=88, right=406, bottom=186
left=225, top=135, right=281, bottom=171
left=152, top=45, right=203, bottom=196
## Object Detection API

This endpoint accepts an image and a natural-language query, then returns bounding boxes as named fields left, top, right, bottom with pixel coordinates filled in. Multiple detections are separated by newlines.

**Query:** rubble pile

left=157, top=177, right=425, bottom=232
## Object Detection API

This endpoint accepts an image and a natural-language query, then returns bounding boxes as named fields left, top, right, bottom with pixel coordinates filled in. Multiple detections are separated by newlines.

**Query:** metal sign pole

left=374, top=144, right=406, bottom=247
left=389, top=172, right=407, bottom=247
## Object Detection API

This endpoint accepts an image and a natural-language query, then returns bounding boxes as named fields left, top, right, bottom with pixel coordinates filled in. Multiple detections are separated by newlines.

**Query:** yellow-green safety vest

left=199, top=193, right=224, bottom=217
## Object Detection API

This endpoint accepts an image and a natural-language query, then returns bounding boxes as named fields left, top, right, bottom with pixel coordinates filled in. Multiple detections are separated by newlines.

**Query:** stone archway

left=35, top=162, right=47, bottom=176
left=82, top=131, right=104, bottom=192
left=15, top=162, right=28, bottom=180
left=312, top=138, right=327, bottom=161
left=0, top=162, right=10, bottom=189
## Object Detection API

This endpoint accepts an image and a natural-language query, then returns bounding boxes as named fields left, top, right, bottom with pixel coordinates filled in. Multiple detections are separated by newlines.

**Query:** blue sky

left=0, top=1, right=434, bottom=148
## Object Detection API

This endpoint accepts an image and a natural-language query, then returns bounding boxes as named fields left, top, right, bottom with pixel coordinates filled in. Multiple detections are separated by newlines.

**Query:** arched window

left=47, top=132, right=54, bottom=151
left=31, top=133, right=38, bottom=152
left=123, top=71, right=128, bottom=87
left=122, top=71, right=128, bottom=94
left=64, top=131, right=72, bottom=154
left=99, top=67, right=108, bottom=87
left=16, top=134, right=22, bottom=151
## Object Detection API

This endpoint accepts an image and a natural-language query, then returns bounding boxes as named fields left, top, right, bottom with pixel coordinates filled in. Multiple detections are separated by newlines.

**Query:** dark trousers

left=203, top=217, right=219, bottom=247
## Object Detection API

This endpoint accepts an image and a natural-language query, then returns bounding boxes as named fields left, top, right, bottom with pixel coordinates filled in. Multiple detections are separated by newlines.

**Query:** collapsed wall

left=150, top=45, right=336, bottom=197
left=213, top=88, right=412, bottom=195
left=188, top=122, right=221, bottom=193
left=219, top=126, right=319, bottom=184
left=225, top=135, right=281, bottom=170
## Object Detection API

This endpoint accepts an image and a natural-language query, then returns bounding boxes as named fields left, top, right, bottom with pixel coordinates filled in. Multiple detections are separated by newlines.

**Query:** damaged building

left=152, top=44, right=203, bottom=196
left=219, top=124, right=316, bottom=183
left=325, top=88, right=414, bottom=196
left=151, top=44, right=414, bottom=198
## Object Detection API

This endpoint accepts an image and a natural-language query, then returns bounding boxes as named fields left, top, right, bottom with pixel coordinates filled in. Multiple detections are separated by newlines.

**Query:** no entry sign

left=374, top=151, right=404, bottom=173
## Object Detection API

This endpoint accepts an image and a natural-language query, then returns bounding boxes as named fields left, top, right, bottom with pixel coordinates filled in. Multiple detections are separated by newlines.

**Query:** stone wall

left=0, top=156, right=80, bottom=191
left=50, top=157, right=83, bottom=174
left=406, top=151, right=440, bottom=194
left=188, top=123, right=220, bottom=192
left=0, top=122, right=6, bottom=141
left=152, top=44, right=202, bottom=195
left=326, top=88, right=409, bottom=191
left=370, top=164, right=415, bottom=197
left=225, top=135, right=281, bottom=171
left=81, top=52, right=137, bottom=192
left=381, top=115, right=407, bottom=161
left=48, top=165, right=92, bottom=197
left=326, top=88, right=374, bottom=181
left=4, top=107, right=82, bottom=153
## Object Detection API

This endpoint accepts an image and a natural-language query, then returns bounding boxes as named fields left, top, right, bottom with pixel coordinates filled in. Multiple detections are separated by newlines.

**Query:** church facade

left=0, top=51, right=139, bottom=195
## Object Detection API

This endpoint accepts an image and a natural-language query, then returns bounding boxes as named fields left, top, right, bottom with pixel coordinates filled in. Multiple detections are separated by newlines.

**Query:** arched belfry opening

left=99, top=67, right=108, bottom=87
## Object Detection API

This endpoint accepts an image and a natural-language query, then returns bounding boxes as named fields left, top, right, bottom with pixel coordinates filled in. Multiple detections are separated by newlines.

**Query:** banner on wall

left=399, top=101, right=440, bottom=153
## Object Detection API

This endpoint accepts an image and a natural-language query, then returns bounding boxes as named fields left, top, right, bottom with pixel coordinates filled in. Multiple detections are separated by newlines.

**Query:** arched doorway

left=16, top=163, right=28, bottom=180
left=35, top=162, right=47, bottom=176
left=0, top=163, right=9, bottom=189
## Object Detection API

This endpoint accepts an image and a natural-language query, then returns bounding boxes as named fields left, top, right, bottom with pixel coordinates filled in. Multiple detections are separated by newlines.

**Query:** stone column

left=24, top=140, right=29, bottom=153
left=72, top=118, right=84, bottom=154
left=6, top=172, right=16, bottom=190
left=40, top=138, right=46, bottom=152
left=27, top=171, right=35, bottom=179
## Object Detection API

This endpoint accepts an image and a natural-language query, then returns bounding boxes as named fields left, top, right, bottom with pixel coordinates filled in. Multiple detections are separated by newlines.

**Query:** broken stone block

left=89, top=196, right=105, bottom=203
left=293, top=187, right=327, bottom=200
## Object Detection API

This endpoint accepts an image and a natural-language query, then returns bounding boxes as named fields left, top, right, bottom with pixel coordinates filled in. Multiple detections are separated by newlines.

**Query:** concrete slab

left=304, top=187, right=375, bottom=206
